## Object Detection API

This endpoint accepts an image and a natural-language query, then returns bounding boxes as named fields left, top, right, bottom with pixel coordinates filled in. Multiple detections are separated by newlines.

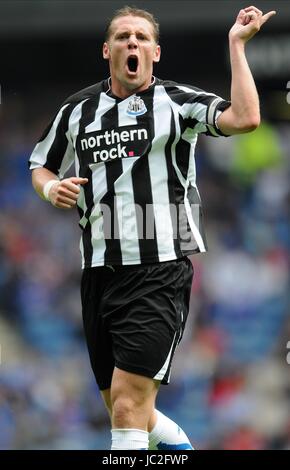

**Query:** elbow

left=246, top=116, right=260, bottom=132
left=238, top=115, right=261, bottom=133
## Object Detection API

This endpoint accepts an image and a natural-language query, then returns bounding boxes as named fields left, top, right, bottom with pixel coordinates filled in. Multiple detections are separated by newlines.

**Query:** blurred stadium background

left=0, top=0, right=289, bottom=449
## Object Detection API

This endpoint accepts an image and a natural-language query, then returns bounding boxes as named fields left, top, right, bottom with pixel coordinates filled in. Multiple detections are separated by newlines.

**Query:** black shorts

left=80, top=257, right=194, bottom=390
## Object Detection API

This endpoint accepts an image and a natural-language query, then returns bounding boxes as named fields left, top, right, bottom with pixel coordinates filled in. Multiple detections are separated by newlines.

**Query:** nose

left=127, top=34, right=138, bottom=49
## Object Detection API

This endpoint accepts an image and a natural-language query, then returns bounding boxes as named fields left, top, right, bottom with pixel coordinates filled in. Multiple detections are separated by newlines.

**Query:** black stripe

left=165, top=85, right=231, bottom=137
left=188, top=184, right=208, bottom=250
left=178, top=113, right=199, bottom=132
left=43, top=103, right=75, bottom=174
left=205, top=96, right=216, bottom=127
left=132, top=93, right=159, bottom=263
left=164, top=110, right=182, bottom=258
left=175, top=140, right=191, bottom=180
left=172, top=145, right=199, bottom=254
left=78, top=96, right=101, bottom=267
left=176, top=115, right=192, bottom=179
left=174, top=136, right=197, bottom=251
left=174, top=114, right=196, bottom=252
left=165, top=84, right=215, bottom=108
left=213, top=100, right=231, bottom=136
left=162, top=261, right=186, bottom=381
left=164, top=86, right=207, bottom=134
left=217, top=100, right=231, bottom=113
left=205, top=98, right=231, bottom=137
left=99, top=104, right=123, bottom=265
left=63, top=81, right=105, bottom=105
left=183, top=117, right=199, bottom=130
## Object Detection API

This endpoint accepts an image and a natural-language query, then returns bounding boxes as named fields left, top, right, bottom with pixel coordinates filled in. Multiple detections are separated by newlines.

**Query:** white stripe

left=29, top=103, right=70, bottom=168
left=80, top=237, right=85, bottom=269
left=166, top=96, right=205, bottom=252
left=79, top=94, right=116, bottom=266
left=70, top=97, right=113, bottom=266
left=148, top=85, right=176, bottom=258
left=114, top=98, right=141, bottom=263
left=184, top=187, right=206, bottom=252
left=184, top=139, right=204, bottom=251
left=116, top=158, right=141, bottom=263
left=72, top=101, right=87, bottom=222
left=90, top=163, right=108, bottom=266
left=58, top=141, right=75, bottom=178
left=154, top=333, right=177, bottom=381
left=185, top=134, right=197, bottom=183
left=180, top=102, right=207, bottom=123
left=167, top=309, right=184, bottom=383
left=176, top=86, right=220, bottom=126
left=69, top=99, right=88, bottom=147
left=68, top=100, right=88, bottom=268
left=86, top=92, right=116, bottom=132
left=176, top=85, right=216, bottom=98
left=85, top=99, right=110, bottom=267
left=207, top=97, right=223, bottom=126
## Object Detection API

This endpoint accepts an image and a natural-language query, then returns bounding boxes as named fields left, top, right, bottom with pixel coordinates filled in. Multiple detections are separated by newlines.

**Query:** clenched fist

left=48, top=177, right=88, bottom=209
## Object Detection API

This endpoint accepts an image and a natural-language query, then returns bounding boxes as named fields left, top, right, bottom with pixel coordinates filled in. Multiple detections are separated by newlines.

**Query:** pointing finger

left=261, top=11, right=276, bottom=24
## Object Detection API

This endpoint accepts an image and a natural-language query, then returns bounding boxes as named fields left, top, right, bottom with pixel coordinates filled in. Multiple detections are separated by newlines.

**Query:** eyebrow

left=114, top=29, right=150, bottom=37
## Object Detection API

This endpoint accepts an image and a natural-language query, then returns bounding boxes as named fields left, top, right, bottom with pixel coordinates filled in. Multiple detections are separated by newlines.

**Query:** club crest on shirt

left=126, top=96, right=147, bottom=116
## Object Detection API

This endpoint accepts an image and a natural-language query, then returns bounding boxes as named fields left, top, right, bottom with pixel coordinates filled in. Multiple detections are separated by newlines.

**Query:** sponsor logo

left=126, top=95, right=147, bottom=116
left=77, top=125, right=149, bottom=165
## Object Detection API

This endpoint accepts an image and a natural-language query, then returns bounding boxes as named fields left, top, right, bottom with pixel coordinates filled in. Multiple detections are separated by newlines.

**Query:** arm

left=217, top=6, right=276, bottom=135
left=32, top=167, right=88, bottom=210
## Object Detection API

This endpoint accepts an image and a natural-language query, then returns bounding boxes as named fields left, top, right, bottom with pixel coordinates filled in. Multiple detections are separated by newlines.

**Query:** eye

left=117, top=33, right=128, bottom=40
left=137, top=34, right=148, bottom=41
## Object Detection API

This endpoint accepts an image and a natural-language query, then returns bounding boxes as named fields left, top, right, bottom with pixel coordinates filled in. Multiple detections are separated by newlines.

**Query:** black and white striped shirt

left=29, top=77, right=230, bottom=268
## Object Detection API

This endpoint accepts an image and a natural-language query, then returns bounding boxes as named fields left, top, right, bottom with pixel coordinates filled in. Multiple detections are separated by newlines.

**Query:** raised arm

left=217, top=6, right=276, bottom=136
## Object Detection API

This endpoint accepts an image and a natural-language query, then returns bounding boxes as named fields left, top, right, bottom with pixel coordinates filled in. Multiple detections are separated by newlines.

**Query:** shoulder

left=154, top=78, right=204, bottom=95
left=62, top=80, right=106, bottom=106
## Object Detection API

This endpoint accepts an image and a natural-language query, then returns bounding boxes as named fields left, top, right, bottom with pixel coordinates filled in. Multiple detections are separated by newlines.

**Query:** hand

left=48, top=176, right=88, bottom=209
left=229, top=6, right=276, bottom=43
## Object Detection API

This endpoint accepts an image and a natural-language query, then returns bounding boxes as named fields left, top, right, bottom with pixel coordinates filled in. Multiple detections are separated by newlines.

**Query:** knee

left=112, top=396, right=138, bottom=427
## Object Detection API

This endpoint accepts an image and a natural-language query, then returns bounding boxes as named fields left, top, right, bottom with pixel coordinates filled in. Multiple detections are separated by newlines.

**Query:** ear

left=153, top=44, right=161, bottom=63
left=103, top=42, right=110, bottom=60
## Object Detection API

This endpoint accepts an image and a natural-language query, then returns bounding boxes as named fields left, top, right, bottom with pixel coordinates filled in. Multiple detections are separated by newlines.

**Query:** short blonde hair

left=105, top=5, right=160, bottom=43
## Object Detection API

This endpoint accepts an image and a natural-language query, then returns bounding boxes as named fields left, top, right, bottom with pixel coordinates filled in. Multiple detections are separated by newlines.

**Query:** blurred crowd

left=0, top=93, right=289, bottom=450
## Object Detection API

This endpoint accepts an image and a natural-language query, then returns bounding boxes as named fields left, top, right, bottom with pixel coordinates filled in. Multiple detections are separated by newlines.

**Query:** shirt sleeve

left=29, top=102, right=75, bottom=178
left=176, top=85, right=231, bottom=137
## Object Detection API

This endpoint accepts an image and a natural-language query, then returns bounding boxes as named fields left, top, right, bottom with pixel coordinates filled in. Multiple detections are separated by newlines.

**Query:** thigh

left=110, top=367, right=160, bottom=429
left=81, top=267, right=115, bottom=390
left=111, top=368, right=160, bottom=403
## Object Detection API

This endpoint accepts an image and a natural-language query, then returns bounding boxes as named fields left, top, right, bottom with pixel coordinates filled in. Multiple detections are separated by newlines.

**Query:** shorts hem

left=115, top=361, right=169, bottom=384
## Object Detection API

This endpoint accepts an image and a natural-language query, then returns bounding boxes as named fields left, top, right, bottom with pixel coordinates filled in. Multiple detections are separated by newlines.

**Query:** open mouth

left=127, top=56, right=138, bottom=73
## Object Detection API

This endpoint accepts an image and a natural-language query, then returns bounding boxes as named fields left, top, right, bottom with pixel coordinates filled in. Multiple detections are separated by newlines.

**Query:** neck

left=109, top=77, right=154, bottom=99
